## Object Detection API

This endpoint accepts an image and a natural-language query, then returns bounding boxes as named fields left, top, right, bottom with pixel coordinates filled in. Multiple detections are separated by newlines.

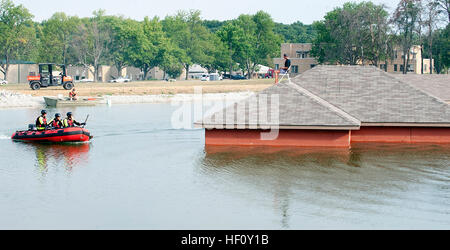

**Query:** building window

left=394, top=51, right=398, bottom=59
left=292, top=66, right=299, bottom=73
left=296, top=51, right=308, bottom=58
left=400, top=65, right=404, bottom=72
left=275, top=64, right=279, bottom=70
left=394, top=64, right=398, bottom=72
left=75, top=76, right=80, bottom=80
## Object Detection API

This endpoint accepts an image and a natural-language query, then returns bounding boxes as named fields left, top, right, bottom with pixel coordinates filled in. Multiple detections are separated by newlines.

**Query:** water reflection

left=201, top=144, right=450, bottom=229
left=17, top=142, right=91, bottom=174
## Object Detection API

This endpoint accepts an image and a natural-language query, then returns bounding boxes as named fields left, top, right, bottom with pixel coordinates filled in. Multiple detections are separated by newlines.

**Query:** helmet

left=67, top=112, right=73, bottom=117
left=55, top=113, right=61, bottom=118
left=41, top=110, right=47, bottom=115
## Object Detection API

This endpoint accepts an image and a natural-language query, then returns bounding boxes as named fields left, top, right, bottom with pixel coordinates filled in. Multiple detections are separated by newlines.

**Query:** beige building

left=68, top=65, right=143, bottom=82
left=0, top=61, right=38, bottom=84
left=273, top=43, right=318, bottom=76
left=2, top=62, right=187, bottom=83
left=274, top=43, right=435, bottom=76
left=378, top=45, right=434, bottom=74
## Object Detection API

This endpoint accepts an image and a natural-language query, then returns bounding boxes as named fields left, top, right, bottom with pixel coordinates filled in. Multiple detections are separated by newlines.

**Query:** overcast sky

left=14, top=0, right=396, bottom=24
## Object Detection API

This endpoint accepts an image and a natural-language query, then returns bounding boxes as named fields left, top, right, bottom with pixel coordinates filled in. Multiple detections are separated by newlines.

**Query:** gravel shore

left=0, top=79, right=271, bottom=109
left=0, top=89, right=255, bottom=109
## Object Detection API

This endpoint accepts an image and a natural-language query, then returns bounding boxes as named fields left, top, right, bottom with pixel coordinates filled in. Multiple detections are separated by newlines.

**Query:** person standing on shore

left=280, top=54, right=291, bottom=74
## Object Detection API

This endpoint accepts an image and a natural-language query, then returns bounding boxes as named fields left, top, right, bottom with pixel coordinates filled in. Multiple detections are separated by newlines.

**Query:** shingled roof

left=198, top=65, right=450, bottom=130
left=292, top=66, right=450, bottom=125
left=201, top=81, right=361, bottom=130
left=391, top=74, right=450, bottom=103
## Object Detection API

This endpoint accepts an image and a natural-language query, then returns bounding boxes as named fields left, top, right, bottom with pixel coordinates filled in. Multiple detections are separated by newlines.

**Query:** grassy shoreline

left=0, top=79, right=274, bottom=97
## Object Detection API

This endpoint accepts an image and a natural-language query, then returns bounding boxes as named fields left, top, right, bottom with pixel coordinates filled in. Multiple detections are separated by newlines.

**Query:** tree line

left=1, top=0, right=449, bottom=83
left=312, top=0, right=449, bottom=74
left=0, top=0, right=288, bottom=81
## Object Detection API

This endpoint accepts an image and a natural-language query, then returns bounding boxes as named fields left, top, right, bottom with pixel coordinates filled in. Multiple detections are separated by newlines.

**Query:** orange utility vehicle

left=28, top=63, right=74, bottom=90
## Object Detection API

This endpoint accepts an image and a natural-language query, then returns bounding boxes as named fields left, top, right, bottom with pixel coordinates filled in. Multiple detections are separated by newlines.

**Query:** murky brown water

left=0, top=104, right=449, bottom=229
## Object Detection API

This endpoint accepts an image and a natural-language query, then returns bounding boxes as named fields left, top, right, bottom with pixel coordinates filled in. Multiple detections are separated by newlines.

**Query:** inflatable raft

left=11, top=127, right=92, bottom=143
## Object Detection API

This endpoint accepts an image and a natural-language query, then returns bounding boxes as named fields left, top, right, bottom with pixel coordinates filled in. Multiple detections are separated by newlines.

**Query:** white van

left=201, top=74, right=210, bottom=81
left=209, top=73, right=223, bottom=81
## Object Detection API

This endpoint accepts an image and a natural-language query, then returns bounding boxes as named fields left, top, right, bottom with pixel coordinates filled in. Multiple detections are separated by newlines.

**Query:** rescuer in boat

left=63, top=112, right=85, bottom=128
left=48, top=113, right=63, bottom=129
left=35, top=110, right=48, bottom=130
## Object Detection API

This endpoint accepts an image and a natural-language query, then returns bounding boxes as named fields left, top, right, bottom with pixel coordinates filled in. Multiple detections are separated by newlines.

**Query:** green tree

left=435, top=0, right=450, bottom=23
left=422, top=0, right=445, bottom=74
left=217, top=22, right=245, bottom=75
left=233, top=11, right=281, bottom=79
left=392, top=0, right=422, bottom=74
left=274, top=21, right=317, bottom=43
left=426, top=24, right=450, bottom=73
left=135, top=16, right=172, bottom=80
left=38, top=12, right=80, bottom=64
left=0, top=0, right=35, bottom=80
left=202, top=20, right=226, bottom=33
left=163, top=10, right=214, bottom=80
left=70, top=10, right=111, bottom=82
left=311, top=2, right=392, bottom=66
left=160, top=41, right=187, bottom=79
left=104, top=17, right=143, bottom=77
left=203, top=34, right=230, bottom=73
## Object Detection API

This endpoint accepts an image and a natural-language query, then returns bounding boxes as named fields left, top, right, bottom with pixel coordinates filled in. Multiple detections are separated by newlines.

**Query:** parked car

left=222, top=74, right=232, bottom=80
left=200, top=74, right=210, bottom=81
left=0, top=79, right=7, bottom=85
left=209, top=73, right=223, bottom=81
left=264, top=69, right=275, bottom=78
left=79, top=79, right=94, bottom=83
left=109, top=77, right=131, bottom=83
left=232, top=75, right=247, bottom=80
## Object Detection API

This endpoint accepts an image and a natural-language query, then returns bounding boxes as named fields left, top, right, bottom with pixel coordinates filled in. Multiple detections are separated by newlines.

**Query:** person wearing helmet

left=48, top=113, right=63, bottom=129
left=63, top=112, right=85, bottom=128
left=35, top=110, right=48, bottom=130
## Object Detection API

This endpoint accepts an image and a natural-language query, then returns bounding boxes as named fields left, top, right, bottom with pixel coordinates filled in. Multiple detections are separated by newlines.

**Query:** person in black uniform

left=281, top=54, right=291, bottom=74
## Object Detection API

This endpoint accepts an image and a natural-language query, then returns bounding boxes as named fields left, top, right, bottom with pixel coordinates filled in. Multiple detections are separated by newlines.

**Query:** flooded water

left=0, top=103, right=449, bottom=229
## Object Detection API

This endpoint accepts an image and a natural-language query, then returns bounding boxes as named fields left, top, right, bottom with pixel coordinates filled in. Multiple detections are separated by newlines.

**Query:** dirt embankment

left=0, top=79, right=274, bottom=97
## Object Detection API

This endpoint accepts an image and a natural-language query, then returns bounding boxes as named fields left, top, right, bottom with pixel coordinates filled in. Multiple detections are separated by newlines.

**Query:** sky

left=14, top=0, right=396, bottom=24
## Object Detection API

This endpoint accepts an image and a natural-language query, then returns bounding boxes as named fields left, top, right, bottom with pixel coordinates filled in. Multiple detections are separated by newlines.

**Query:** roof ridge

left=377, top=68, right=450, bottom=107
left=284, top=81, right=361, bottom=125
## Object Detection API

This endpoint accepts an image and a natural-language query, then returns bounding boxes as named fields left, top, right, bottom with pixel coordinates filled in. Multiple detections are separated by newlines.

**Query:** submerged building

left=197, top=66, right=450, bottom=147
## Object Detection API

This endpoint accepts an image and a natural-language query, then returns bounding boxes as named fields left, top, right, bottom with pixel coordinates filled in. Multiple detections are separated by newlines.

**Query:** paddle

left=82, top=115, right=90, bottom=128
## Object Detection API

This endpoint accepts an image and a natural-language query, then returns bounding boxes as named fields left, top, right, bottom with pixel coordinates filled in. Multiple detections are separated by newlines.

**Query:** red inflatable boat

left=11, top=127, right=92, bottom=143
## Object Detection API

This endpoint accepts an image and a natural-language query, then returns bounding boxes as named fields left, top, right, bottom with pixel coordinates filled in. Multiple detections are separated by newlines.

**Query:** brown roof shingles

left=199, top=66, right=450, bottom=129
left=391, top=74, right=450, bottom=103
left=201, top=82, right=361, bottom=129
left=292, top=66, right=450, bottom=124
